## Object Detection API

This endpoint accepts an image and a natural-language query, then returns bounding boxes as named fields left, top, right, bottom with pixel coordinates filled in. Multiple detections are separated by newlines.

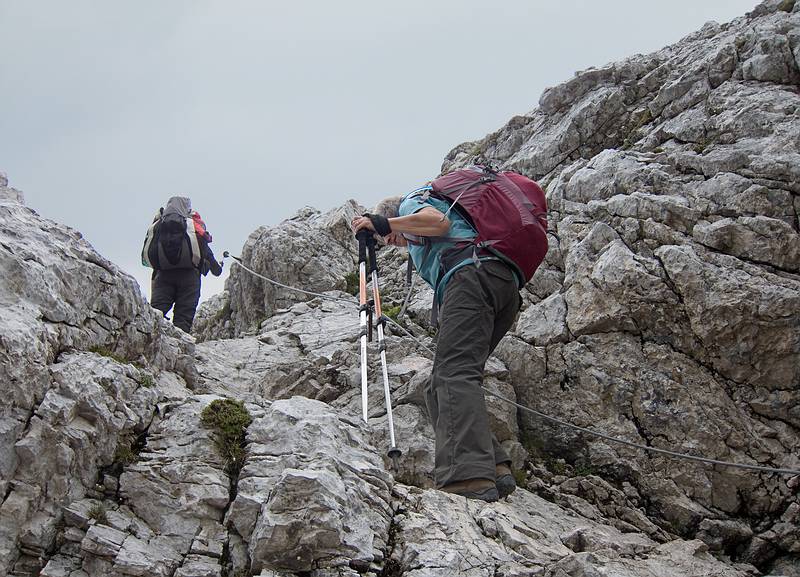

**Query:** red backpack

left=422, top=165, right=548, bottom=284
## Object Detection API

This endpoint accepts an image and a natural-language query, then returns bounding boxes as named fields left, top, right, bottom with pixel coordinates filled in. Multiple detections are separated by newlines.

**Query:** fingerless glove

left=365, top=213, right=392, bottom=236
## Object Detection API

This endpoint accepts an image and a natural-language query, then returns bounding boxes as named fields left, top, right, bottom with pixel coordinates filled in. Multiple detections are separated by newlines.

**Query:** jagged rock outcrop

left=0, top=181, right=199, bottom=574
left=3, top=2, right=800, bottom=576
left=438, top=0, right=800, bottom=569
left=193, top=202, right=365, bottom=341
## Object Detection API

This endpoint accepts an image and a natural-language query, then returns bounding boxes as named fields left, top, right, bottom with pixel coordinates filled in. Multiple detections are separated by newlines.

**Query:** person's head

left=372, top=196, right=402, bottom=219
left=371, top=196, right=405, bottom=246
left=164, top=196, right=192, bottom=217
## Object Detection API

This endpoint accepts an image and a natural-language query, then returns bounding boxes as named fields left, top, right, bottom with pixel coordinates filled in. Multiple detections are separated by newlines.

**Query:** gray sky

left=0, top=0, right=757, bottom=302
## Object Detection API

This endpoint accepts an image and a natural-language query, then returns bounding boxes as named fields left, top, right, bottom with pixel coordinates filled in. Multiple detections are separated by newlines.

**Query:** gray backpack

left=141, top=197, right=202, bottom=270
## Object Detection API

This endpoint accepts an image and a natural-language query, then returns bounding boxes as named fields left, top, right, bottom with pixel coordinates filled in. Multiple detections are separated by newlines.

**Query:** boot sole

left=458, top=487, right=500, bottom=502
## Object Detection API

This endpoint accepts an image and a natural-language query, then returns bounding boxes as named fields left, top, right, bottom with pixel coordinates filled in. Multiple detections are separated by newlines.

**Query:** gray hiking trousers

left=426, top=259, right=522, bottom=487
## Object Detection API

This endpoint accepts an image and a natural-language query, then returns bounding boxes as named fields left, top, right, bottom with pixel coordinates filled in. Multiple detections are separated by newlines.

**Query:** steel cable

left=225, top=252, right=354, bottom=304
left=227, top=252, right=800, bottom=477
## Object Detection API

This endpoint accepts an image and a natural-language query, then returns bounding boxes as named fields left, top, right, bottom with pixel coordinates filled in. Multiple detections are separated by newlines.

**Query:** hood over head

left=163, top=196, right=192, bottom=217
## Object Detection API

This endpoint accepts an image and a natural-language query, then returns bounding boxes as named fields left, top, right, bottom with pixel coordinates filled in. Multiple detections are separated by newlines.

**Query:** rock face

left=0, top=188, right=198, bottom=574
left=2, top=2, right=800, bottom=577
left=193, top=202, right=364, bottom=340
left=443, top=0, right=800, bottom=564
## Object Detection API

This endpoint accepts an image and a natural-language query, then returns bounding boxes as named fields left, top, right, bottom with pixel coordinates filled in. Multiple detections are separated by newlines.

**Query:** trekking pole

left=366, top=234, right=402, bottom=466
left=355, top=231, right=371, bottom=424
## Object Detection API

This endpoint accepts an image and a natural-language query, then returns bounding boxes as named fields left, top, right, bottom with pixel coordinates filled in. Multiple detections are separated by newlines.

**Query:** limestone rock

left=4, top=2, right=800, bottom=576
left=119, top=396, right=230, bottom=540
left=442, top=2, right=800, bottom=569
left=205, top=201, right=364, bottom=337
left=233, top=397, right=393, bottom=573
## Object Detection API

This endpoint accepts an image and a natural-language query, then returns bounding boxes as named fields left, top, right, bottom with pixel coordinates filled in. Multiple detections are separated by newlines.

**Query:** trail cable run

left=226, top=254, right=800, bottom=477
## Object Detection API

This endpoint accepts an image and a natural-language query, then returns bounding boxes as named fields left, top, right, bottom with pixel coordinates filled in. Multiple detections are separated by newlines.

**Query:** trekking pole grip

left=366, top=235, right=378, bottom=275
left=356, top=229, right=370, bottom=264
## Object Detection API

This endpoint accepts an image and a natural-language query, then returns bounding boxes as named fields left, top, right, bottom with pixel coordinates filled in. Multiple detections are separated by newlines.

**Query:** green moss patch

left=137, top=373, right=155, bottom=388
left=201, top=399, right=253, bottom=476
left=344, top=271, right=360, bottom=295
left=114, top=437, right=138, bottom=466
left=89, top=346, right=129, bottom=365
left=383, top=305, right=402, bottom=323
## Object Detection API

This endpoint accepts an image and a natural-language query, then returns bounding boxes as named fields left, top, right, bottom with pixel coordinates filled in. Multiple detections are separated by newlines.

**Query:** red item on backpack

left=429, top=166, right=548, bottom=283
left=192, top=211, right=212, bottom=242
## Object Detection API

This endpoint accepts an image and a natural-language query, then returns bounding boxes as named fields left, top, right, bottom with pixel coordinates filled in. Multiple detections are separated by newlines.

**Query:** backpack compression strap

left=494, top=172, right=547, bottom=226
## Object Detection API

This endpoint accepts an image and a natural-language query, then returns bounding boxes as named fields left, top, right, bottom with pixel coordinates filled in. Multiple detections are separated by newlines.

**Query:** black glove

left=365, top=213, right=392, bottom=236
left=210, top=258, right=223, bottom=276
left=204, top=245, right=223, bottom=276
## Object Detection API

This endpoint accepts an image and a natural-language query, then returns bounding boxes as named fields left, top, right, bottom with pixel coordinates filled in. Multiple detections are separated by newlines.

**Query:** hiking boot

left=495, top=463, right=516, bottom=498
left=440, top=478, right=499, bottom=502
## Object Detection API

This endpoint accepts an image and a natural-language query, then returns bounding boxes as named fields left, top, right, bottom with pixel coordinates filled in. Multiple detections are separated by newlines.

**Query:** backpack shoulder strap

left=142, top=210, right=164, bottom=267
left=185, top=217, right=202, bottom=267
left=405, top=184, right=433, bottom=200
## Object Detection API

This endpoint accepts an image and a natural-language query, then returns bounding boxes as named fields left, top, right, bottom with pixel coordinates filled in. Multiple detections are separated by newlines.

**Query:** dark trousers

left=150, top=268, right=201, bottom=333
left=426, top=260, right=521, bottom=487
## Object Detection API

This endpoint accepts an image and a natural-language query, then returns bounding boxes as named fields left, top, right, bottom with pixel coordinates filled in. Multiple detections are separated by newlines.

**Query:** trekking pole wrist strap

left=364, top=213, right=392, bottom=236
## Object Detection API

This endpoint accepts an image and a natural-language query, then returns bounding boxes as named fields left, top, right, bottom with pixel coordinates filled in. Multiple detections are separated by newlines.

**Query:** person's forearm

left=388, top=209, right=450, bottom=236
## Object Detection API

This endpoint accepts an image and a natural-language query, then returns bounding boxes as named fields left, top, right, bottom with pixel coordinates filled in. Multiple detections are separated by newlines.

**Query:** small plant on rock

left=137, top=373, right=155, bottom=388
left=574, top=463, right=596, bottom=477
left=201, top=399, right=253, bottom=476
left=544, top=456, right=567, bottom=476
left=383, top=305, right=402, bottom=323
left=88, top=503, right=108, bottom=525
left=344, top=271, right=360, bottom=295
left=114, top=434, right=138, bottom=466
left=89, top=345, right=129, bottom=365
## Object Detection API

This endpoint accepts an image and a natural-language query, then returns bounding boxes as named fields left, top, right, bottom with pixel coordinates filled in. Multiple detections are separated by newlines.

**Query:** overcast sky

left=0, top=0, right=757, bottom=302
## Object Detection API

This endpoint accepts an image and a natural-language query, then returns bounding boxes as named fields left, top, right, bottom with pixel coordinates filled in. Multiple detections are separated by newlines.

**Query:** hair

left=372, top=196, right=403, bottom=219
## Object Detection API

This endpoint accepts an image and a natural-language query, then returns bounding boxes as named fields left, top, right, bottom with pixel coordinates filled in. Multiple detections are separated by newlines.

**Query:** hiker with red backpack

left=352, top=164, right=548, bottom=502
left=142, top=196, right=223, bottom=333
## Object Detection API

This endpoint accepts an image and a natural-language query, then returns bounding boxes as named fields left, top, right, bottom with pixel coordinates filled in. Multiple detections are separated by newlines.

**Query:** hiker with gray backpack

left=141, top=196, right=223, bottom=333
left=352, top=164, right=548, bottom=502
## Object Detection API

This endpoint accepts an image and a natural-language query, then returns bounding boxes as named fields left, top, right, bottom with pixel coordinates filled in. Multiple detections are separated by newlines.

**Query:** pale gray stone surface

left=4, top=2, right=800, bottom=576
left=199, top=201, right=365, bottom=339
left=119, top=396, right=230, bottom=539
left=238, top=397, right=393, bottom=573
